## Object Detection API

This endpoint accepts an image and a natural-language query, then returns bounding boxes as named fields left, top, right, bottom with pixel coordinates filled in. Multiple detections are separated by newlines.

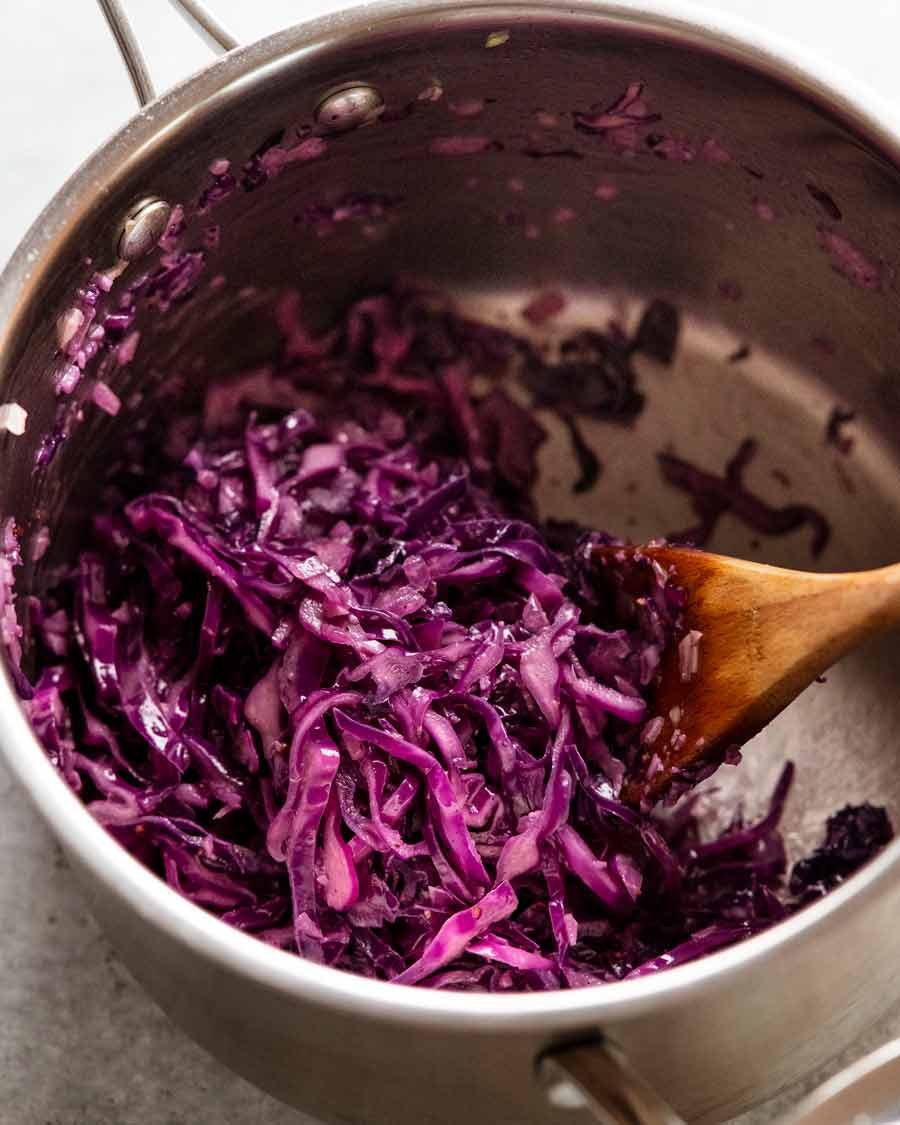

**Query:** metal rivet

left=314, top=84, right=384, bottom=133
left=116, top=197, right=172, bottom=262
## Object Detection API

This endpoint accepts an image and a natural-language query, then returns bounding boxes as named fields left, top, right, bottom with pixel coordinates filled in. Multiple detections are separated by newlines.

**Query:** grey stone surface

left=3, top=2, right=900, bottom=1123
left=0, top=762, right=310, bottom=1125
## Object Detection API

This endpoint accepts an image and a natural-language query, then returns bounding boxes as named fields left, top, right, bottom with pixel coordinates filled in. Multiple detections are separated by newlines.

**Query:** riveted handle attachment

left=538, top=1037, right=686, bottom=1125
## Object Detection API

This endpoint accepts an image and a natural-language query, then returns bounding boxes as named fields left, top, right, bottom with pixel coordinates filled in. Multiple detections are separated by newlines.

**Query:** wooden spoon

left=596, top=545, right=900, bottom=806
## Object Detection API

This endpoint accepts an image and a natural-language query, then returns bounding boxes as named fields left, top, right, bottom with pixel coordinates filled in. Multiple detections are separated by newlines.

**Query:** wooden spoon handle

left=864, top=560, right=900, bottom=627
left=680, top=557, right=900, bottom=686
left=810, top=561, right=900, bottom=654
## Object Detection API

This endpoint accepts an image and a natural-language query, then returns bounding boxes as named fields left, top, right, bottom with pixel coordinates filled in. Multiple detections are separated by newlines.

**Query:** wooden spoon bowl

left=595, top=545, right=900, bottom=805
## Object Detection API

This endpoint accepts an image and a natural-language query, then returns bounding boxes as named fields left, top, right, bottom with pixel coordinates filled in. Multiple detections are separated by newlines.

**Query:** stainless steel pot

left=3, top=3, right=900, bottom=1122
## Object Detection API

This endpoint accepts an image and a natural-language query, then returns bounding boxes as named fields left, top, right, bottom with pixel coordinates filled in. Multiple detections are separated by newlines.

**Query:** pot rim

left=2, top=0, right=899, bottom=1033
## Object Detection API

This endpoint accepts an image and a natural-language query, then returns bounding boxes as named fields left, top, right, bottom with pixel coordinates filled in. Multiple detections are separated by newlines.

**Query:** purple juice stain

left=806, top=184, right=842, bottom=221
left=658, top=438, right=831, bottom=558
left=817, top=227, right=881, bottom=290
left=429, top=136, right=499, bottom=156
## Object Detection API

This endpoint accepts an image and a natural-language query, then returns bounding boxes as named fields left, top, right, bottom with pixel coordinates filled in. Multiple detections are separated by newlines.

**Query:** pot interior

left=4, top=10, right=900, bottom=884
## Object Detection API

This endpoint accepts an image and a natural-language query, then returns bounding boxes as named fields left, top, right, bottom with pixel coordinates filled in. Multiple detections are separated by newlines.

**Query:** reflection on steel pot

left=541, top=1035, right=900, bottom=1124
left=782, top=1038, right=900, bottom=1125
left=3, top=1, right=900, bottom=1122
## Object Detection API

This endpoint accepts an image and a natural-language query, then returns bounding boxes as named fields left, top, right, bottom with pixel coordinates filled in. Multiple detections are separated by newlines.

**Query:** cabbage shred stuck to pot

left=5, top=290, right=892, bottom=989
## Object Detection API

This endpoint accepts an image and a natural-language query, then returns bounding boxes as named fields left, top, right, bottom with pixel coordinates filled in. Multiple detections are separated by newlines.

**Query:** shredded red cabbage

left=631, top=300, right=680, bottom=366
left=790, top=804, right=892, bottom=904
left=3, top=291, right=892, bottom=990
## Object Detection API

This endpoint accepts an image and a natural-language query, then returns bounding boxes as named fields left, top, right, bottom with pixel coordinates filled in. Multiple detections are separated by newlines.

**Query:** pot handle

left=541, top=1033, right=900, bottom=1124
left=96, top=0, right=238, bottom=106
left=538, top=1037, right=686, bottom=1125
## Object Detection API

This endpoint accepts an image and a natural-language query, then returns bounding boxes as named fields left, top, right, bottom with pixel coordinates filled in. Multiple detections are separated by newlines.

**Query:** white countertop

left=2, top=3, right=900, bottom=1122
